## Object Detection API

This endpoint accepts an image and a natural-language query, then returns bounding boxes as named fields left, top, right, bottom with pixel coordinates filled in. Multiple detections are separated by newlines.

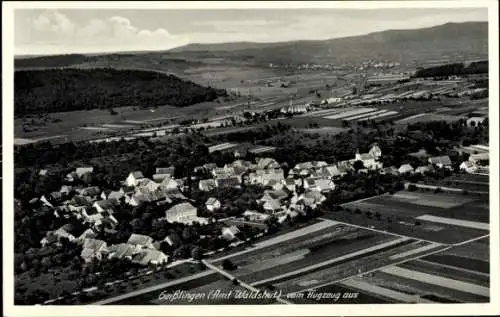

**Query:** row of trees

left=414, top=61, right=488, bottom=78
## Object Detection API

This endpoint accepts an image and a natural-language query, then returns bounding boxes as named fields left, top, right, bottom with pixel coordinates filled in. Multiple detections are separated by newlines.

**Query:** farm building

left=125, top=171, right=145, bottom=187
left=428, top=156, right=452, bottom=169
left=469, top=153, right=489, bottom=165
left=132, top=249, right=169, bottom=266
left=165, top=202, right=208, bottom=225
left=127, top=234, right=155, bottom=249
left=221, top=226, right=241, bottom=241
left=205, top=197, right=221, bottom=212
left=466, top=117, right=487, bottom=126
left=398, top=164, right=414, bottom=174
left=199, top=179, right=217, bottom=191
left=460, top=161, right=478, bottom=173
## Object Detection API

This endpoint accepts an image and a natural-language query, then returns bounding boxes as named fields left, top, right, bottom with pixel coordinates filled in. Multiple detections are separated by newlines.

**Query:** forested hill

left=14, top=68, right=226, bottom=117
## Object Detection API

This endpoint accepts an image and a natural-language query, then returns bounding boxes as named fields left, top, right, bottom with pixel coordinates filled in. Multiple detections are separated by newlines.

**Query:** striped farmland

left=344, top=110, right=388, bottom=121
left=359, top=111, right=399, bottom=121
left=324, top=108, right=378, bottom=120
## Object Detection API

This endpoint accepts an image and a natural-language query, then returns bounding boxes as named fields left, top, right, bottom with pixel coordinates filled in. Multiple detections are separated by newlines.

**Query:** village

left=26, top=137, right=489, bottom=273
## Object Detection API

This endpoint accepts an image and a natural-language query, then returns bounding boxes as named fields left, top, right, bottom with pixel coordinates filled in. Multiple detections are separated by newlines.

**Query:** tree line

left=414, top=60, right=488, bottom=78
left=15, top=68, right=226, bottom=116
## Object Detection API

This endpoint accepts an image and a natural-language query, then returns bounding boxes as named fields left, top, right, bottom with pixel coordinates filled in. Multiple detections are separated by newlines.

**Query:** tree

left=222, top=259, right=237, bottom=271
left=191, top=246, right=203, bottom=260
left=353, top=160, right=365, bottom=171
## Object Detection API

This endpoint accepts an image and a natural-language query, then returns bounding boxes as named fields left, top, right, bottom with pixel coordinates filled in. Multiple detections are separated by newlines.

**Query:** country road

left=201, top=260, right=293, bottom=305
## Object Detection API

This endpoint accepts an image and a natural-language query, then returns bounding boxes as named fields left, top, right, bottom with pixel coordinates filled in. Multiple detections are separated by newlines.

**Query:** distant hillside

left=169, top=41, right=286, bottom=53
left=14, top=22, right=488, bottom=71
left=169, top=22, right=488, bottom=65
left=14, top=68, right=226, bottom=117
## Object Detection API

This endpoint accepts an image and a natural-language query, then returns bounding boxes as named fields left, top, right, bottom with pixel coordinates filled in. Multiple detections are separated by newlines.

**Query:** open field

left=416, top=215, right=489, bottom=230
left=425, top=174, right=490, bottom=193
left=343, top=270, right=487, bottom=303
left=271, top=240, right=448, bottom=294
left=320, top=212, right=487, bottom=245
left=395, top=113, right=463, bottom=124
left=342, top=190, right=489, bottom=224
left=241, top=234, right=404, bottom=284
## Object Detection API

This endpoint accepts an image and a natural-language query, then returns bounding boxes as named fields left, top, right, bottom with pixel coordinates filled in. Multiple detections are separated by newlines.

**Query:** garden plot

left=416, top=215, right=489, bottom=231
left=210, top=219, right=339, bottom=263
left=359, top=111, right=398, bottom=121
left=343, top=271, right=487, bottom=303
left=302, top=108, right=346, bottom=117
left=338, top=279, right=433, bottom=303
left=208, top=142, right=239, bottom=153
left=344, top=110, right=388, bottom=121
left=323, top=108, right=378, bottom=120
left=79, top=126, right=112, bottom=131
left=102, top=123, right=136, bottom=128
left=379, top=266, right=489, bottom=298
left=272, top=240, right=441, bottom=294
left=399, top=260, right=490, bottom=287
left=249, top=237, right=412, bottom=286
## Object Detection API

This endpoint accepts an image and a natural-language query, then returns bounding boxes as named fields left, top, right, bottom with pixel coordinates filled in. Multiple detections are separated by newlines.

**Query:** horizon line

left=15, top=20, right=486, bottom=58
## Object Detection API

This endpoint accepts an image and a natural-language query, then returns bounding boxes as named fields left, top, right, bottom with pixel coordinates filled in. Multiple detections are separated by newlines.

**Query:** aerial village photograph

left=3, top=1, right=499, bottom=315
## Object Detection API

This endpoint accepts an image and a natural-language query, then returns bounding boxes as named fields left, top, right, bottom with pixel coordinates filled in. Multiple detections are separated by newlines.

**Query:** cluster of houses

left=34, top=166, right=222, bottom=265
left=32, top=140, right=489, bottom=266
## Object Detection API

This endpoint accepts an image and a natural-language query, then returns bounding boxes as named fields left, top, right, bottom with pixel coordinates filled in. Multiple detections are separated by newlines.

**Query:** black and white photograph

left=3, top=1, right=499, bottom=316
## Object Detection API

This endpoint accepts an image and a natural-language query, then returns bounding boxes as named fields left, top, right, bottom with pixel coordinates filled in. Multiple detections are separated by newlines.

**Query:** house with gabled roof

left=59, top=185, right=74, bottom=197
left=165, top=202, right=207, bottom=225
left=249, top=168, right=284, bottom=186
left=127, top=233, right=155, bottom=249
left=81, top=238, right=108, bottom=263
left=306, top=179, right=336, bottom=193
left=243, top=210, right=271, bottom=222
left=380, top=166, right=399, bottom=175
left=398, top=164, right=414, bottom=174
left=460, top=161, right=478, bottom=173
left=221, top=226, right=240, bottom=241
left=215, top=176, right=241, bottom=189
left=368, top=144, right=382, bottom=159
left=415, top=165, right=432, bottom=174
left=77, top=228, right=97, bottom=242
left=107, top=190, right=125, bottom=202
left=65, top=195, right=93, bottom=213
left=205, top=197, right=221, bottom=212
left=77, top=186, right=101, bottom=198
left=262, top=198, right=282, bottom=213
left=125, top=171, right=145, bottom=187
left=53, top=223, right=85, bottom=242
left=231, top=159, right=255, bottom=170
left=84, top=210, right=104, bottom=227
left=107, top=243, right=140, bottom=260
left=132, top=249, right=169, bottom=266
left=76, top=167, right=94, bottom=178
left=469, top=153, right=489, bottom=165
left=198, top=179, right=217, bottom=192
left=299, top=190, right=326, bottom=208
left=257, top=157, right=280, bottom=170
left=93, top=199, right=116, bottom=213
left=159, top=177, right=179, bottom=190
left=428, top=155, right=452, bottom=169
left=155, top=166, right=175, bottom=177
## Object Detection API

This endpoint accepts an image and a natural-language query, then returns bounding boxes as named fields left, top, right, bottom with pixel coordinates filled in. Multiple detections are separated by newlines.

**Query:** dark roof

left=215, top=177, right=241, bottom=188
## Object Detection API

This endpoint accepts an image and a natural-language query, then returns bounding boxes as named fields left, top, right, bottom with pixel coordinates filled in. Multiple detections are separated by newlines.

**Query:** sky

left=14, top=7, right=488, bottom=55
